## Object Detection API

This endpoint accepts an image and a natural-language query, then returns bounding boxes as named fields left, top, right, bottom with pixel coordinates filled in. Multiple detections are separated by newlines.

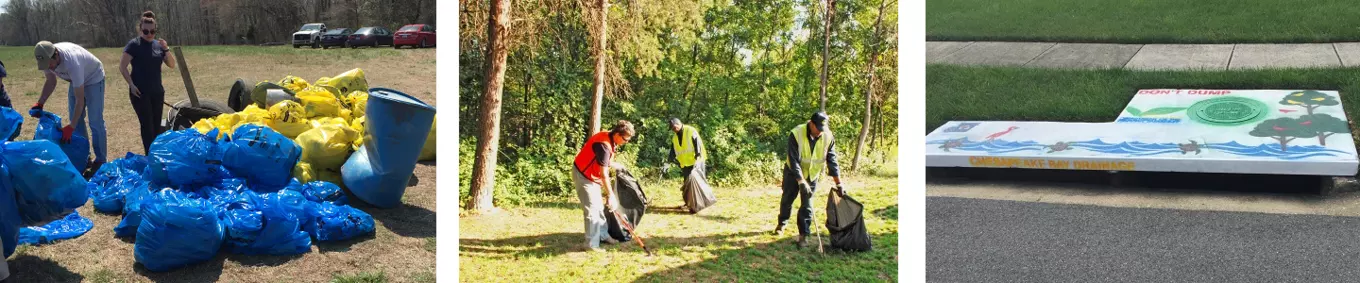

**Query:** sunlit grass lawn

left=927, top=0, right=1360, bottom=43
left=459, top=171, right=899, bottom=282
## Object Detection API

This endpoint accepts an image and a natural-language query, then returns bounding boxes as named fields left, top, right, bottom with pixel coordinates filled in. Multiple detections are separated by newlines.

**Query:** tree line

left=459, top=0, right=899, bottom=212
left=0, top=0, right=435, bottom=47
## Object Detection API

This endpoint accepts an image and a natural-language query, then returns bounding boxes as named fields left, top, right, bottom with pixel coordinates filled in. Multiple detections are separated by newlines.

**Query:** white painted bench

left=925, top=89, right=1359, bottom=176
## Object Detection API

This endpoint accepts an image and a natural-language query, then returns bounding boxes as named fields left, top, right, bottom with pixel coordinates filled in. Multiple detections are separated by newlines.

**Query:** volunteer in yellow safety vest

left=773, top=112, right=843, bottom=249
left=666, top=118, right=706, bottom=177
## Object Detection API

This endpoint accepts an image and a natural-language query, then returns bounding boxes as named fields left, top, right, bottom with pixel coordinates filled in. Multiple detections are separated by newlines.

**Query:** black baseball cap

left=810, top=112, right=828, bottom=131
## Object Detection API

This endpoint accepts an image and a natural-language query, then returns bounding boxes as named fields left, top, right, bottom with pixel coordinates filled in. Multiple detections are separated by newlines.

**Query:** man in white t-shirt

left=32, top=41, right=108, bottom=171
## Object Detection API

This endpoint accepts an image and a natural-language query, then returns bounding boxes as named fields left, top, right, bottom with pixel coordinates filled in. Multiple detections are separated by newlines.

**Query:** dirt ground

left=0, top=45, right=437, bottom=282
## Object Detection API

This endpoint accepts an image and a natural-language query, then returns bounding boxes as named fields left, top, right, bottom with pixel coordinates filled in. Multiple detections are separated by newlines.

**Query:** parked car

left=347, top=27, right=393, bottom=48
left=320, top=28, right=353, bottom=49
left=394, top=24, right=436, bottom=49
left=292, top=23, right=328, bottom=48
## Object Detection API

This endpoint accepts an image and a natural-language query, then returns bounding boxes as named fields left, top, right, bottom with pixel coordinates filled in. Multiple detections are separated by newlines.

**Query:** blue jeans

left=68, top=79, right=107, bottom=164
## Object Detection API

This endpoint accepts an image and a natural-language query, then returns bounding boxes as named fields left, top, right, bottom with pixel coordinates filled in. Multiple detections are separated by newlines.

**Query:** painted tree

left=468, top=0, right=514, bottom=213
left=1299, top=114, right=1348, bottom=146
left=1279, top=90, right=1339, bottom=115
left=1249, top=117, right=1318, bottom=151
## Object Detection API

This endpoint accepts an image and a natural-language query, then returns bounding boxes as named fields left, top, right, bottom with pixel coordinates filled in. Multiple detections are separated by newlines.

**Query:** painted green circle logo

left=1187, top=96, right=1268, bottom=126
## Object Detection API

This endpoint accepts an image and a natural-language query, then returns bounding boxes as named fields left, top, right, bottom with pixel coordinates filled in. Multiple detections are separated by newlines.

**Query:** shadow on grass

left=362, top=203, right=436, bottom=238
left=226, top=252, right=305, bottom=267
left=316, top=232, right=379, bottom=253
left=631, top=231, right=899, bottom=282
left=133, top=253, right=226, bottom=282
left=873, top=204, right=898, bottom=220
left=648, top=206, right=739, bottom=223
left=460, top=231, right=765, bottom=259
left=9, top=255, right=83, bottom=282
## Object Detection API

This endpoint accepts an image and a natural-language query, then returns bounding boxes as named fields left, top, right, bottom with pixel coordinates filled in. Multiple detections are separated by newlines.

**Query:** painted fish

left=1312, top=97, right=1326, bottom=101
left=1279, top=109, right=1298, bottom=113
left=1178, top=140, right=1203, bottom=155
left=1044, top=141, right=1072, bottom=153
left=1301, top=120, right=1313, bottom=126
left=985, top=126, right=1019, bottom=141
left=1274, top=126, right=1287, bottom=131
left=1287, top=100, right=1303, bottom=105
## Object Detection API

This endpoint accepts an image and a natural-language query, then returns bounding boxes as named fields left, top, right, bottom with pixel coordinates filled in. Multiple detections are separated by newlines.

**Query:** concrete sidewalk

left=928, top=41, right=1360, bottom=70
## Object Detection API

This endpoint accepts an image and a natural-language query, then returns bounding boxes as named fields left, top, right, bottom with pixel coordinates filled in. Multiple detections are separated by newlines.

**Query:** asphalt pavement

left=928, top=196, right=1360, bottom=282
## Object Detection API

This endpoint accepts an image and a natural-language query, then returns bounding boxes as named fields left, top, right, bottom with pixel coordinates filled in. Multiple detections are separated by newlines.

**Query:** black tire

left=420, top=39, right=427, bottom=48
left=312, top=41, right=320, bottom=49
left=373, top=41, right=379, bottom=48
left=228, top=79, right=249, bottom=112
left=293, top=44, right=300, bottom=48
left=166, top=100, right=235, bottom=131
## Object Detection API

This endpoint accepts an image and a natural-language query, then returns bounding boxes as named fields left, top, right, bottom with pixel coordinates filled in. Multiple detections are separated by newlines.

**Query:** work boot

left=795, top=235, right=807, bottom=249
left=772, top=224, right=785, bottom=236
left=602, top=237, right=620, bottom=245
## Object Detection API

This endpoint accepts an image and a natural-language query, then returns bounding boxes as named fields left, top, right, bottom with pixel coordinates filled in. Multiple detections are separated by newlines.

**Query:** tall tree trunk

left=818, top=0, right=834, bottom=111
left=588, top=0, right=608, bottom=134
left=853, top=0, right=888, bottom=171
left=468, top=0, right=513, bottom=213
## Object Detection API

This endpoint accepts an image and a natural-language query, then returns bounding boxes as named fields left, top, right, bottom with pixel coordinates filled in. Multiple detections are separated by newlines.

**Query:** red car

left=394, top=24, right=436, bottom=49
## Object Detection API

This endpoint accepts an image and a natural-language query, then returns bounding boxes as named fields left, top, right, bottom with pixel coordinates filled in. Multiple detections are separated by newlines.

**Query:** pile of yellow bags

left=190, top=68, right=437, bottom=186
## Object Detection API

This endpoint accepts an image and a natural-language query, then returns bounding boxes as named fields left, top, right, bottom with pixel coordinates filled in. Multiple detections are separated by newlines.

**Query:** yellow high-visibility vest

left=672, top=125, right=704, bottom=167
left=788, top=123, right=832, bottom=182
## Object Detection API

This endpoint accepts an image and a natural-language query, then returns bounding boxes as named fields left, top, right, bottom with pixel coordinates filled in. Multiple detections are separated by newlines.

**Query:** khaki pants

left=571, top=170, right=618, bottom=248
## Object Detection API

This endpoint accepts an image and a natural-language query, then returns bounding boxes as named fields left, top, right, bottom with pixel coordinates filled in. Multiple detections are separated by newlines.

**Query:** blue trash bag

left=134, top=188, right=225, bottom=272
left=1, top=140, right=89, bottom=226
left=30, top=110, right=90, bottom=171
left=113, top=179, right=154, bottom=238
left=88, top=153, right=152, bottom=213
left=17, top=211, right=93, bottom=245
left=147, top=129, right=225, bottom=186
left=303, top=201, right=375, bottom=242
left=0, top=107, right=22, bottom=141
left=217, top=188, right=263, bottom=246
left=225, top=189, right=312, bottom=255
left=0, top=162, right=22, bottom=258
left=298, top=181, right=348, bottom=205
left=223, top=124, right=301, bottom=188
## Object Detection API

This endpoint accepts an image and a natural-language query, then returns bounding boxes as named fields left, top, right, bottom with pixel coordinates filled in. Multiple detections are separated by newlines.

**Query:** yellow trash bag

left=280, top=76, right=310, bottom=93
left=350, top=116, right=366, bottom=150
left=296, top=87, right=344, bottom=119
left=317, top=68, right=368, bottom=96
left=192, top=118, right=219, bottom=139
left=295, top=124, right=360, bottom=185
left=237, top=105, right=270, bottom=125
left=344, top=91, right=369, bottom=118
left=419, top=115, right=436, bottom=161
left=267, top=101, right=313, bottom=139
left=293, top=162, right=316, bottom=183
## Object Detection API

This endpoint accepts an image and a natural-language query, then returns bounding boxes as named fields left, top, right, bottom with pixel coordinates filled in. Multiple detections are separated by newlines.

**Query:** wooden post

left=172, top=46, right=200, bottom=107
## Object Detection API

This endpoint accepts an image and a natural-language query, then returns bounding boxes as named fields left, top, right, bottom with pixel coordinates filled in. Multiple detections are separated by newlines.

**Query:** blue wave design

left=929, top=137, right=1352, bottom=160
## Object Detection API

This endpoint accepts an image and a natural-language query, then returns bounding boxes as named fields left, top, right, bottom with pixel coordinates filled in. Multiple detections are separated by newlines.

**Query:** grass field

left=0, top=45, right=437, bottom=282
left=459, top=169, right=899, bottom=282
left=927, top=64, right=1360, bottom=132
left=926, top=0, right=1360, bottom=43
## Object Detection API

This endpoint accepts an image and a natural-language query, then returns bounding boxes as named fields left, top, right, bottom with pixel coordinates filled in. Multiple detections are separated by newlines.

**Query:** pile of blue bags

left=0, top=107, right=90, bottom=258
left=89, top=126, right=376, bottom=272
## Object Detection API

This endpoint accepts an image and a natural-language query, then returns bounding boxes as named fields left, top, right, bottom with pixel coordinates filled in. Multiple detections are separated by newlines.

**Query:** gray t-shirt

left=43, top=42, right=105, bottom=87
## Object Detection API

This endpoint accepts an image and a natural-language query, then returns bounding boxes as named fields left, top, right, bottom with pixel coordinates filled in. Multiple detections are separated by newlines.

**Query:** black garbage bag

left=825, top=186, right=871, bottom=252
left=681, top=162, right=716, bottom=214
left=606, top=167, right=647, bottom=242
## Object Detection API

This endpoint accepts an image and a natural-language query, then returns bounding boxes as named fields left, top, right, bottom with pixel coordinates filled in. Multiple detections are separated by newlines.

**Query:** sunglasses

left=142, top=29, right=156, bottom=35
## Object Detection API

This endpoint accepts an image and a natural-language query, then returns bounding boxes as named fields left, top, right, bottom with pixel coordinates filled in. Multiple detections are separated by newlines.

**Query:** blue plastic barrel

left=342, top=88, right=435, bottom=208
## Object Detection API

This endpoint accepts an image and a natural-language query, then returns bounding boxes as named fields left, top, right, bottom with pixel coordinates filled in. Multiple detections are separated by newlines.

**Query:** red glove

left=60, top=125, right=74, bottom=144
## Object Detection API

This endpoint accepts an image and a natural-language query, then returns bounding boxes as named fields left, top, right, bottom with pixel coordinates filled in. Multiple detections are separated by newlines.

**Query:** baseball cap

left=810, top=112, right=828, bottom=131
left=35, top=41, right=56, bottom=71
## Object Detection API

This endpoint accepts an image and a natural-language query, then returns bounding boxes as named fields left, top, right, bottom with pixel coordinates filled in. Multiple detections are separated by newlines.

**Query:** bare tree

left=818, top=0, right=834, bottom=112
left=587, top=0, right=608, bottom=134
left=853, top=0, right=891, bottom=171
left=467, top=0, right=514, bottom=213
